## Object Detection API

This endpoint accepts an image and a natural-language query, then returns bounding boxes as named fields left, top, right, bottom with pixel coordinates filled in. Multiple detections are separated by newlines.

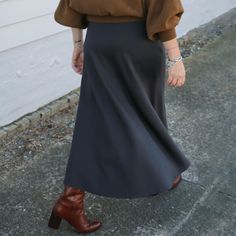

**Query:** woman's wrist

left=163, top=42, right=183, bottom=69
left=166, top=55, right=183, bottom=69
left=74, top=39, right=82, bottom=44
left=165, top=47, right=181, bottom=60
left=73, top=39, right=83, bottom=48
left=71, top=28, right=83, bottom=47
left=163, top=39, right=181, bottom=60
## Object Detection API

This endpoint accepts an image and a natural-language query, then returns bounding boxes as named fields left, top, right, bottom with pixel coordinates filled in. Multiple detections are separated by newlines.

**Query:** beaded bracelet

left=166, top=55, right=183, bottom=69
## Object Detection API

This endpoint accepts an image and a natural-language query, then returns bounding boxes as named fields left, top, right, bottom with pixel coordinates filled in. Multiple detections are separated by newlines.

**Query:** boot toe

left=90, top=220, right=102, bottom=230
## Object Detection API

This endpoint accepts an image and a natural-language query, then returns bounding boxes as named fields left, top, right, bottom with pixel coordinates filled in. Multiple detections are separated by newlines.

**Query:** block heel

left=48, top=186, right=102, bottom=233
left=48, top=210, right=62, bottom=229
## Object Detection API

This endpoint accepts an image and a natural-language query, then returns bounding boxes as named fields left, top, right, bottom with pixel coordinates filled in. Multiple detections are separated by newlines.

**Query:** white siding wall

left=0, top=0, right=236, bottom=127
left=0, top=0, right=64, bottom=51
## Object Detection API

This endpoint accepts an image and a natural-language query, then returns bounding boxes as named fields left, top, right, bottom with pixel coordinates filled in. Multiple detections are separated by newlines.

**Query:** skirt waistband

left=87, top=15, right=145, bottom=23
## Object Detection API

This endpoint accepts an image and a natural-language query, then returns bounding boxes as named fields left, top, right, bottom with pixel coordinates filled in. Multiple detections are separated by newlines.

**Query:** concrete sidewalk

left=1, top=26, right=236, bottom=236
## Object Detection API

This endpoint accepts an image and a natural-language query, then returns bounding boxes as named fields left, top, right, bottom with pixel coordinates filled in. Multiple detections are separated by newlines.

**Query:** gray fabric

left=63, top=21, right=191, bottom=199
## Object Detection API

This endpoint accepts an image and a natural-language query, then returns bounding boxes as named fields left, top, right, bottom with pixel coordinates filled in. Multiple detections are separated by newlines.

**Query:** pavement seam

left=217, top=191, right=236, bottom=200
left=183, top=180, right=236, bottom=200
left=170, top=177, right=220, bottom=236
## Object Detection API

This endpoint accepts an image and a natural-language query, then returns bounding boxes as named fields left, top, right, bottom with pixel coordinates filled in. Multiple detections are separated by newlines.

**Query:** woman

left=48, top=0, right=191, bottom=234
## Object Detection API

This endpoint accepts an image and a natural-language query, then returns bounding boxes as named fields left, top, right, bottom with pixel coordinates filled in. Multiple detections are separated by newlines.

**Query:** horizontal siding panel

left=0, top=0, right=58, bottom=27
left=0, top=0, right=69, bottom=51
left=0, top=31, right=83, bottom=127
left=0, top=14, right=75, bottom=52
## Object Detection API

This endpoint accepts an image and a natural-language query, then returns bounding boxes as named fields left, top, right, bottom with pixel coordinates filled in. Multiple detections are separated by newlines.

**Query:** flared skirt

left=63, top=20, right=191, bottom=198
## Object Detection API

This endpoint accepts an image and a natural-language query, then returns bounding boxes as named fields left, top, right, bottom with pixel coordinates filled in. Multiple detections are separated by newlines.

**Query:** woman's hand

left=166, top=60, right=186, bottom=87
left=162, top=37, right=186, bottom=87
left=72, top=41, right=84, bottom=75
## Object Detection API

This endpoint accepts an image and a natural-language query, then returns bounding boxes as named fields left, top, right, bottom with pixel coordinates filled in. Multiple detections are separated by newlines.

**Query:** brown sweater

left=54, top=0, right=184, bottom=42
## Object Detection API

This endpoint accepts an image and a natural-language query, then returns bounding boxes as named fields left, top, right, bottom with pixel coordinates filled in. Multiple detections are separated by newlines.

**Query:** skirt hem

left=63, top=162, right=190, bottom=199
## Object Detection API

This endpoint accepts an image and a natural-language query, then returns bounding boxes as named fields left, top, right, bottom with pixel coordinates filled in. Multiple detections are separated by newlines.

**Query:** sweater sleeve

left=54, top=0, right=88, bottom=29
left=146, top=0, right=184, bottom=42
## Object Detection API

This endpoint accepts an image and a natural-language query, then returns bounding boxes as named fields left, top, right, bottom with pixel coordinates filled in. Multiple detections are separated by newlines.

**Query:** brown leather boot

left=48, top=185, right=102, bottom=234
left=170, top=175, right=182, bottom=190
left=150, top=174, right=182, bottom=196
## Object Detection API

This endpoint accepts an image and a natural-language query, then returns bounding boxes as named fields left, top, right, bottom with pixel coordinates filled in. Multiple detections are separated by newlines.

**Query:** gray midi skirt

left=63, top=20, right=191, bottom=199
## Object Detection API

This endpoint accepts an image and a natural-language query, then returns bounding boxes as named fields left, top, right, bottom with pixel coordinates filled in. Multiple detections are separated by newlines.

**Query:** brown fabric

left=54, top=0, right=184, bottom=42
